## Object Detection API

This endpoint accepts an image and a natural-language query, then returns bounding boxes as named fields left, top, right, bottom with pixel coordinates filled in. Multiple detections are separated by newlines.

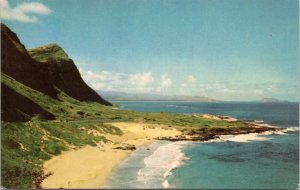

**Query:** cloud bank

left=79, top=68, right=298, bottom=101
left=79, top=69, right=155, bottom=93
left=0, top=0, right=52, bottom=23
left=160, top=74, right=172, bottom=88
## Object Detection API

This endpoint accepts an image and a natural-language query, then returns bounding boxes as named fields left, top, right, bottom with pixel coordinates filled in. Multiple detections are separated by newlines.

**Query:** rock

left=1, top=83, right=55, bottom=122
left=113, top=144, right=136, bottom=151
left=1, top=24, right=112, bottom=121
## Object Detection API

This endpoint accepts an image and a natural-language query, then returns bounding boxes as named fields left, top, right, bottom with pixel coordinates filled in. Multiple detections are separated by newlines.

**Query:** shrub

left=77, top=111, right=84, bottom=116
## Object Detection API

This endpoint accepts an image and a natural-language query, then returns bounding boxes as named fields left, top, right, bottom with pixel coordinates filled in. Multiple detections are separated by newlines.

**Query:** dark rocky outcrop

left=113, top=144, right=136, bottom=150
left=156, top=125, right=283, bottom=142
left=1, top=83, right=55, bottom=122
left=28, top=44, right=111, bottom=104
left=1, top=24, right=60, bottom=99
left=1, top=24, right=111, bottom=121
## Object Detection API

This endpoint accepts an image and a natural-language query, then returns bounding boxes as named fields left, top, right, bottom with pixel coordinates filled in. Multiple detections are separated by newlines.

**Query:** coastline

left=41, top=144, right=129, bottom=188
left=103, top=126, right=298, bottom=188
left=41, top=122, right=182, bottom=188
left=41, top=117, right=286, bottom=189
left=102, top=140, right=187, bottom=188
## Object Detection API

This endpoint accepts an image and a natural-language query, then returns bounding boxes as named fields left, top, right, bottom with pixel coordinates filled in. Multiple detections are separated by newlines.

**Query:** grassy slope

left=1, top=73, right=249, bottom=188
left=28, top=43, right=70, bottom=63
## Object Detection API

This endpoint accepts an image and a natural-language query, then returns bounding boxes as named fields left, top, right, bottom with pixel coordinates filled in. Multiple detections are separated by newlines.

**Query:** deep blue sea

left=104, top=101, right=299, bottom=189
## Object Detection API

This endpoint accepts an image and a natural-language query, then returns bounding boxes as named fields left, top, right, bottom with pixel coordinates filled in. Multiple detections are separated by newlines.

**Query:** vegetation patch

left=43, top=138, right=67, bottom=155
left=1, top=73, right=248, bottom=188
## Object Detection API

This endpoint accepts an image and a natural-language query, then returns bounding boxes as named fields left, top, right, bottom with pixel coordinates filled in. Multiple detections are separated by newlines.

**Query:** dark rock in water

left=244, top=120, right=255, bottom=122
left=1, top=83, right=55, bottom=122
left=199, top=134, right=217, bottom=141
left=156, top=123, right=282, bottom=142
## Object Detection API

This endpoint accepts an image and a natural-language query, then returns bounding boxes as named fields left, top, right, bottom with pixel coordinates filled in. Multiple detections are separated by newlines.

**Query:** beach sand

left=41, top=122, right=181, bottom=189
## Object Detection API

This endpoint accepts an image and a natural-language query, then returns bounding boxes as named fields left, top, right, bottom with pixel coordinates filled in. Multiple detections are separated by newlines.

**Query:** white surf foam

left=218, top=134, right=270, bottom=142
left=162, top=179, right=171, bottom=188
left=254, top=120, right=264, bottom=123
left=282, top=127, right=299, bottom=132
left=137, top=141, right=188, bottom=188
left=214, top=127, right=299, bottom=143
left=166, top=104, right=189, bottom=109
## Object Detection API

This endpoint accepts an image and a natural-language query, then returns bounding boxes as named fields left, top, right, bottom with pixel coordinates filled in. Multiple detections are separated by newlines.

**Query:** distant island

left=259, top=98, right=289, bottom=103
left=98, top=91, right=220, bottom=102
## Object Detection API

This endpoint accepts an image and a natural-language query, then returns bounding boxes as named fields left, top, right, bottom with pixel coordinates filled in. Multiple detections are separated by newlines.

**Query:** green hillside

left=1, top=72, right=249, bottom=188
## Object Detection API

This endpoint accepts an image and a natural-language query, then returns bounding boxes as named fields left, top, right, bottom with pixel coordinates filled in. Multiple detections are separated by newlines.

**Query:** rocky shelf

left=155, top=117, right=283, bottom=142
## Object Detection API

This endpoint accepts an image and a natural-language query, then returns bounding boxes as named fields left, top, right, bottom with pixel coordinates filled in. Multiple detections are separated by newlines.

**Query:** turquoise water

left=105, top=101, right=299, bottom=189
left=170, top=133, right=299, bottom=189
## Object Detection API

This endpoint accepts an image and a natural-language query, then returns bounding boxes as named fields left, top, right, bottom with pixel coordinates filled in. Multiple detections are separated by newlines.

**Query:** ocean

left=103, top=101, right=299, bottom=189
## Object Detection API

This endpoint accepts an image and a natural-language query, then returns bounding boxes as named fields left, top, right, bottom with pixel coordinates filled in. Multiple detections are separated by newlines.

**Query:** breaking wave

left=137, top=141, right=188, bottom=188
left=209, top=127, right=299, bottom=143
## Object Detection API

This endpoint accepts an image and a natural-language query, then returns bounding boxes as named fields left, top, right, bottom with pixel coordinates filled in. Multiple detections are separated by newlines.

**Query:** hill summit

left=28, top=43, right=70, bottom=63
left=1, top=24, right=111, bottom=121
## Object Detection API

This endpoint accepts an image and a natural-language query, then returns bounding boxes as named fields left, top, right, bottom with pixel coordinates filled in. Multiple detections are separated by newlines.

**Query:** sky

left=1, top=0, right=299, bottom=101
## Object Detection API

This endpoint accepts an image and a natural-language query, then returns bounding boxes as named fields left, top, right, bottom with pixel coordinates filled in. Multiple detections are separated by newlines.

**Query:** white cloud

left=176, top=75, right=197, bottom=95
left=91, top=82, right=106, bottom=90
left=0, top=0, right=52, bottom=23
left=183, top=81, right=298, bottom=101
left=84, top=70, right=118, bottom=81
left=79, top=68, right=297, bottom=101
left=187, top=75, right=197, bottom=83
left=128, top=72, right=154, bottom=87
left=156, top=74, right=173, bottom=94
left=79, top=68, right=154, bottom=92
left=160, top=74, right=172, bottom=88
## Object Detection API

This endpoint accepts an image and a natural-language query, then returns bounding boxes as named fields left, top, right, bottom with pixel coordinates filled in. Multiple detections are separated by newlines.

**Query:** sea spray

left=102, top=141, right=167, bottom=188
left=137, top=141, right=188, bottom=188
left=218, top=134, right=270, bottom=142
left=216, top=127, right=299, bottom=143
left=102, top=141, right=189, bottom=188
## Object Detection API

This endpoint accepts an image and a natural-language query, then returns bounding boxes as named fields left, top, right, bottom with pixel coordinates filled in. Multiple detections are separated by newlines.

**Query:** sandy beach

left=40, top=120, right=285, bottom=188
left=41, top=122, right=181, bottom=189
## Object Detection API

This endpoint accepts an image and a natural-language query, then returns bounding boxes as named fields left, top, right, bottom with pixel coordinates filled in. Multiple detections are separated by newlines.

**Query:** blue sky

left=1, top=0, right=298, bottom=101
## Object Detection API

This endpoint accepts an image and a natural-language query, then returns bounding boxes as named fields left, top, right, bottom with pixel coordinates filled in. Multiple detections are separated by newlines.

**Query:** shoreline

left=101, top=140, right=183, bottom=188
left=104, top=126, right=298, bottom=188
left=41, top=122, right=182, bottom=188
left=156, top=114, right=284, bottom=142
left=41, top=117, right=286, bottom=189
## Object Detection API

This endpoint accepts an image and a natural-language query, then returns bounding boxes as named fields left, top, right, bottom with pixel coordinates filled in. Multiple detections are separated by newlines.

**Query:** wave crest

left=211, top=127, right=299, bottom=143
left=137, top=141, right=188, bottom=188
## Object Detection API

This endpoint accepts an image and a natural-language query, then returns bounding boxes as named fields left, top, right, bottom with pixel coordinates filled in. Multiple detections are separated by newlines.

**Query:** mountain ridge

left=98, top=90, right=221, bottom=102
left=1, top=23, right=111, bottom=121
left=260, top=98, right=288, bottom=103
